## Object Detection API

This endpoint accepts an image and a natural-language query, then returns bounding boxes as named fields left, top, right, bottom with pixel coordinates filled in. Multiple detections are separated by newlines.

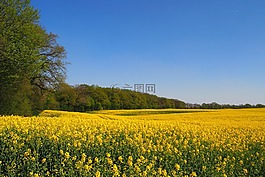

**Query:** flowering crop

left=0, top=109, right=264, bottom=176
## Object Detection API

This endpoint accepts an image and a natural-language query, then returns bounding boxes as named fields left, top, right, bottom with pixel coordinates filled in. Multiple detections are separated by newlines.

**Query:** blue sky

left=31, top=0, right=265, bottom=105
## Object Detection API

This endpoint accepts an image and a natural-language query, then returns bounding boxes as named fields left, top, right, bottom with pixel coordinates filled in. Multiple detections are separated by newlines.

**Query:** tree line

left=38, top=83, right=186, bottom=113
left=186, top=102, right=265, bottom=109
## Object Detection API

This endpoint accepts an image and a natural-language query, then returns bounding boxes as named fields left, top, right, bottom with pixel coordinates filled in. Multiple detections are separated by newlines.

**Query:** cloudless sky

left=31, top=0, right=265, bottom=105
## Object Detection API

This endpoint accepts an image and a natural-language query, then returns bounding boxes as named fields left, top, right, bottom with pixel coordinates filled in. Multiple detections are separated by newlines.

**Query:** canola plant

left=0, top=109, right=264, bottom=176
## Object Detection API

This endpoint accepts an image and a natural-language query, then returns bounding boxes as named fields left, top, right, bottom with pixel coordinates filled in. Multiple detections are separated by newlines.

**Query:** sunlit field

left=0, top=109, right=265, bottom=177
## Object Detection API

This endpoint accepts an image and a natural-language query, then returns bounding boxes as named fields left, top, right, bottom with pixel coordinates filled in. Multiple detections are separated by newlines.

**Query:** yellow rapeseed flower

left=59, top=149, right=64, bottom=155
left=106, top=152, right=111, bottom=158
left=190, top=172, right=197, bottom=177
left=118, top=156, right=123, bottom=162
left=94, top=157, right=99, bottom=163
left=95, top=170, right=101, bottom=177
left=175, top=163, right=180, bottom=171
left=65, top=152, right=70, bottom=159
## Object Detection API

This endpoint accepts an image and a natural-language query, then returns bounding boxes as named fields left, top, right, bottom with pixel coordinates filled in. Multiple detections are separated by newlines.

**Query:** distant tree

left=94, top=102, right=103, bottom=110
left=109, top=91, right=121, bottom=110
left=92, top=88, right=110, bottom=110
left=55, top=84, right=76, bottom=111
left=174, top=99, right=186, bottom=108
left=74, top=84, right=95, bottom=112
left=135, top=93, right=148, bottom=109
left=243, top=103, right=252, bottom=108
left=44, top=93, right=60, bottom=110
left=211, top=102, right=222, bottom=109
left=146, top=95, right=159, bottom=109
left=221, top=104, right=231, bottom=109
left=256, top=104, right=265, bottom=108
left=119, top=90, right=134, bottom=109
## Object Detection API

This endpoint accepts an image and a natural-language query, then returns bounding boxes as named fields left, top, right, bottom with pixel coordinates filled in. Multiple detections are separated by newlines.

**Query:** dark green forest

left=36, top=83, right=186, bottom=113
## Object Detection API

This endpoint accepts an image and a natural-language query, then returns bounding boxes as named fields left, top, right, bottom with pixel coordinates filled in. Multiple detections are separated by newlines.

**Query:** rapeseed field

left=0, top=109, right=264, bottom=176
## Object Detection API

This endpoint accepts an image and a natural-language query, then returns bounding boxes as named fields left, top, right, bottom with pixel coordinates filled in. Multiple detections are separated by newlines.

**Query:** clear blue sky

left=31, top=0, right=265, bottom=105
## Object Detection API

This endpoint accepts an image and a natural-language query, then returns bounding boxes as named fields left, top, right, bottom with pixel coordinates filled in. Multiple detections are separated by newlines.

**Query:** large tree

left=0, top=0, right=66, bottom=115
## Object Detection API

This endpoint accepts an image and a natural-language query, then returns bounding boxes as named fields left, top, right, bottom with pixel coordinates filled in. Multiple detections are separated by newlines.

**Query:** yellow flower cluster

left=0, top=108, right=264, bottom=176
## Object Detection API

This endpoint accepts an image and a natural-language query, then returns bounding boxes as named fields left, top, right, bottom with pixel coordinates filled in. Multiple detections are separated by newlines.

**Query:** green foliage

left=0, top=0, right=66, bottom=116
left=49, top=84, right=186, bottom=112
left=0, top=0, right=44, bottom=81
left=0, top=79, right=33, bottom=116
left=55, top=84, right=77, bottom=111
